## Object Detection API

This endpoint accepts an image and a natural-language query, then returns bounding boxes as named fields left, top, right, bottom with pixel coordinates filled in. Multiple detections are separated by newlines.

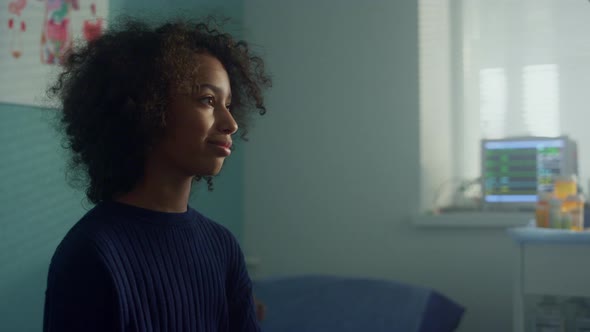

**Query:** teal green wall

left=0, top=1, right=244, bottom=331
left=0, top=105, right=87, bottom=331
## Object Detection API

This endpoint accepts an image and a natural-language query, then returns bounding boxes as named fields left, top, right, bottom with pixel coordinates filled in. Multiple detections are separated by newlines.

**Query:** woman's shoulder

left=58, top=203, right=119, bottom=242
left=49, top=202, right=132, bottom=268
left=50, top=205, right=110, bottom=257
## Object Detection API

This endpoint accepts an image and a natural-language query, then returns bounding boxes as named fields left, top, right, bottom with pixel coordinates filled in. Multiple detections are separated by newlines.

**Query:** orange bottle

left=553, top=175, right=577, bottom=200
left=535, top=193, right=551, bottom=228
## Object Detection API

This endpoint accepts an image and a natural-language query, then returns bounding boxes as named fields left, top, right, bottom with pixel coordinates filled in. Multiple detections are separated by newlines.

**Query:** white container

left=534, top=296, right=566, bottom=332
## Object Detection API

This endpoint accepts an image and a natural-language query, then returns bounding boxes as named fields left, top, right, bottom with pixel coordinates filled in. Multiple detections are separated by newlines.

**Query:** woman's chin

left=194, top=162, right=224, bottom=177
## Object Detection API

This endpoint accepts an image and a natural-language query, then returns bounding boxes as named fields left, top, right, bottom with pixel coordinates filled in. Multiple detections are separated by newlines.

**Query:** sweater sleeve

left=226, top=234, right=260, bottom=332
left=43, top=237, right=121, bottom=332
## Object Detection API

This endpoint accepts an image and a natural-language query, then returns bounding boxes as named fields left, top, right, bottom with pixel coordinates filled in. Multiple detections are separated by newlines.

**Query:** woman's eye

left=198, top=96, right=215, bottom=107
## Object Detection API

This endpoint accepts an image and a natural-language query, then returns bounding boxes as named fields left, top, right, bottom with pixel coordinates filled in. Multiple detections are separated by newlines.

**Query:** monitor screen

left=482, top=138, right=568, bottom=204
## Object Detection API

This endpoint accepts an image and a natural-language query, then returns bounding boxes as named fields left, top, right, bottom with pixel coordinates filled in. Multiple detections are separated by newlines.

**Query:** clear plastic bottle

left=550, top=197, right=564, bottom=229
left=562, top=195, right=585, bottom=231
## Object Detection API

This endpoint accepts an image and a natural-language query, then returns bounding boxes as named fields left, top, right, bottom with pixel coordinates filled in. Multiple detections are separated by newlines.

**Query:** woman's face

left=151, top=53, right=238, bottom=177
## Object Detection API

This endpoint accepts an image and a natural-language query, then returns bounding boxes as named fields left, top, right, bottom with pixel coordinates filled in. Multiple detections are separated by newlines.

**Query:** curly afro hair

left=48, top=16, right=271, bottom=204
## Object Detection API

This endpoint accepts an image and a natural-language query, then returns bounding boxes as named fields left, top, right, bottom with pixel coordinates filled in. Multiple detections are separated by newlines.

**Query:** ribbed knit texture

left=43, top=201, right=259, bottom=332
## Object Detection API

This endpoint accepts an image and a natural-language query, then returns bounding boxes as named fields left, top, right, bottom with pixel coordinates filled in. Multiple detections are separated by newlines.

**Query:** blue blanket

left=253, top=275, right=464, bottom=332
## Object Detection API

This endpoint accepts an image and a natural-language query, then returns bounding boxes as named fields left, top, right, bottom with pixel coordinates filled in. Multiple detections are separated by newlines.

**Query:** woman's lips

left=208, top=140, right=232, bottom=156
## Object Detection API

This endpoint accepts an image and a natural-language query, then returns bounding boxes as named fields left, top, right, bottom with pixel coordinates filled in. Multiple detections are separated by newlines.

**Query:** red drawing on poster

left=82, top=3, right=103, bottom=42
left=40, top=0, right=80, bottom=64
left=7, top=0, right=27, bottom=58
left=8, top=0, right=26, bottom=15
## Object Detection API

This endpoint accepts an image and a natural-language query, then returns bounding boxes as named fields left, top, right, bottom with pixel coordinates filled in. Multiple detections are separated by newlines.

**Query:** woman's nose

left=217, top=107, right=238, bottom=135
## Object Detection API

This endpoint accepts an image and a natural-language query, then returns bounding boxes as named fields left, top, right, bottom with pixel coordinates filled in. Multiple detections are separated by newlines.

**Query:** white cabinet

left=509, top=227, right=590, bottom=331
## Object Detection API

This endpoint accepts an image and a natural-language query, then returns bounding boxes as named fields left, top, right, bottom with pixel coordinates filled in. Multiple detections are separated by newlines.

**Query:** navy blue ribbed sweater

left=43, top=201, right=260, bottom=332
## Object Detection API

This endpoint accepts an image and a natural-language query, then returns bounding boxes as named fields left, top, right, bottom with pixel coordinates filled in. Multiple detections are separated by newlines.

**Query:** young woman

left=43, top=17, right=271, bottom=332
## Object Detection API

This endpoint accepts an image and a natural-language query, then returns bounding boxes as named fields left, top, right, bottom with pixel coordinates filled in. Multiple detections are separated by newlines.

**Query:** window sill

left=413, top=212, right=533, bottom=228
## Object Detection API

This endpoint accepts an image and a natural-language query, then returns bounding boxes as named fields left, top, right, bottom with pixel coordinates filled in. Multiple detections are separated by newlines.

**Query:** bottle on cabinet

left=535, top=175, right=586, bottom=231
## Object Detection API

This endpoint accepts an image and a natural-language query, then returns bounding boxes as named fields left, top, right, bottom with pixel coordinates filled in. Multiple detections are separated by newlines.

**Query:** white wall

left=242, top=1, right=515, bottom=331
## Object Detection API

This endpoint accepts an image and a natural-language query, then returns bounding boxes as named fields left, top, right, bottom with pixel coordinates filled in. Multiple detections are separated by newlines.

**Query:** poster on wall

left=0, top=0, right=108, bottom=107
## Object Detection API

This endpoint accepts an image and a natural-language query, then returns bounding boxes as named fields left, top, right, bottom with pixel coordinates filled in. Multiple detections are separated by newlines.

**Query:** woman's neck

left=115, top=179, right=192, bottom=213
left=115, top=158, right=194, bottom=213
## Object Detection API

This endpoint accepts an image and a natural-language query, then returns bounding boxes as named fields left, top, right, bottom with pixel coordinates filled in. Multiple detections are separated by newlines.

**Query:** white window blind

left=479, top=68, right=507, bottom=139
left=522, top=64, right=560, bottom=137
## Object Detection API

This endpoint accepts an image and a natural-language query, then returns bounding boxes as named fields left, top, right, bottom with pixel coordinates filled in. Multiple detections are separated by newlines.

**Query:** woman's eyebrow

left=196, top=83, right=232, bottom=100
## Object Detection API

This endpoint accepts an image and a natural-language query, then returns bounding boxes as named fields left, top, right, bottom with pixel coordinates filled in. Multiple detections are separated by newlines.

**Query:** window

left=522, top=65, right=560, bottom=137
left=479, top=68, right=507, bottom=139
left=419, top=0, right=590, bottom=212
